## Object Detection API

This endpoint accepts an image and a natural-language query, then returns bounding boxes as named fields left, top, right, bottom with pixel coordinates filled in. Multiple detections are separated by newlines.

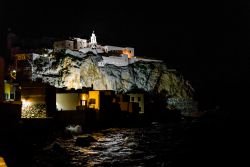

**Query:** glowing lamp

left=0, top=157, right=7, bottom=167
left=10, top=70, right=17, bottom=79
left=123, top=49, right=132, bottom=58
left=81, top=94, right=88, bottom=101
left=21, top=99, right=31, bottom=108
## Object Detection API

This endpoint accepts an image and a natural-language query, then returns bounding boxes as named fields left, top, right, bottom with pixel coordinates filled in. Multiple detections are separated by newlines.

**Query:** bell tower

left=90, top=31, right=97, bottom=48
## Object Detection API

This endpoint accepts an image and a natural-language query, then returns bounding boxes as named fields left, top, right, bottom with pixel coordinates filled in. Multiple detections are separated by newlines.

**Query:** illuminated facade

left=53, top=32, right=98, bottom=51
left=88, top=91, right=100, bottom=110
left=21, top=83, right=55, bottom=118
left=55, top=89, right=142, bottom=114
left=90, top=31, right=97, bottom=48
left=73, top=38, right=88, bottom=50
left=0, top=156, right=7, bottom=167
left=0, top=57, right=4, bottom=102
left=87, top=90, right=114, bottom=111
left=52, top=31, right=163, bottom=67
left=102, top=46, right=134, bottom=57
left=4, top=81, right=17, bottom=101
left=97, top=54, right=129, bottom=67
left=56, top=90, right=117, bottom=112
left=53, top=40, right=74, bottom=51
left=56, top=91, right=90, bottom=111
left=56, top=93, right=80, bottom=110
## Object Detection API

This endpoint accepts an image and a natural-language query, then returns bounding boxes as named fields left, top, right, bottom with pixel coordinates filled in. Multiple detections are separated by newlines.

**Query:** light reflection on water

left=53, top=122, right=185, bottom=167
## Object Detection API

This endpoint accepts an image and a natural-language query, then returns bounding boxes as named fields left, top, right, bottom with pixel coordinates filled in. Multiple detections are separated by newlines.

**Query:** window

left=138, top=97, right=141, bottom=102
left=81, top=100, right=87, bottom=106
left=10, top=93, right=14, bottom=99
left=131, top=97, right=134, bottom=102
left=5, top=93, right=8, bottom=99
left=89, top=99, right=96, bottom=104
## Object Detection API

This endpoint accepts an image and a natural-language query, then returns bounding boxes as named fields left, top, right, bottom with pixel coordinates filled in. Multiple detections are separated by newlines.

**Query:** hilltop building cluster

left=53, top=31, right=162, bottom=67
left=1, top=31, right=169, bottom=123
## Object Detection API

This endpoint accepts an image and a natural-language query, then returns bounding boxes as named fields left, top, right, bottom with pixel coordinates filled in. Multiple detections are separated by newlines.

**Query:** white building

left=129, top=57, right=163, bottom=64
left=52, top=31, right=163, bottom=67
left=97, top=54, right=163, bottom=67
left=56, top=93, right=80, bottom=110
left=89, top=31, right=97, bottom=48
left=79, top=47, right=104, bottom=54
left=103, top=46, right=134, bottom=58
left=98, top=54, right=129, bottom=67
left=53, top=31, right=99, bottom=51
left=73, top=38, right=88, bottom=50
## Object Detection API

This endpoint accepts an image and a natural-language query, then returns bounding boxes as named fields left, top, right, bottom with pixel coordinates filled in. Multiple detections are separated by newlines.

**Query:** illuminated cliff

left=31, top=50, right=194, bottom=100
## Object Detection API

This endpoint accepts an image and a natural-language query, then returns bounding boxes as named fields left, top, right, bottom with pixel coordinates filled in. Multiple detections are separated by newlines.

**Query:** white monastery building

left=53, top=31, right=163, bottom=67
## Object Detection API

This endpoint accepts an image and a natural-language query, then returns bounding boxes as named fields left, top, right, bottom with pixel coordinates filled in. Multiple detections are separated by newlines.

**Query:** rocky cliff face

left=32, top=51, right=194, bottom=101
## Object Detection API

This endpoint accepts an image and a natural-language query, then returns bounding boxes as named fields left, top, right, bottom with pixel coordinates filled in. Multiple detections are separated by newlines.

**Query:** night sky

left=1, top=0, right=249, bottom=109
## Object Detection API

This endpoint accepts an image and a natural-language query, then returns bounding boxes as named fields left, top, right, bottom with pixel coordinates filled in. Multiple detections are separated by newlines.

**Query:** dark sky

left=1, top=0, right=250, bottom=107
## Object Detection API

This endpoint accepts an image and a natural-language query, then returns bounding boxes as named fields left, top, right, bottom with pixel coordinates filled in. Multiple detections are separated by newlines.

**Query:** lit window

left=81, top=100, right=86, bottom=106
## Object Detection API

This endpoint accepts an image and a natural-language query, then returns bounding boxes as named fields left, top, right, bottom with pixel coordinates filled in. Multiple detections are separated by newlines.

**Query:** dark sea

left=1, top=111, right=250, bottom=167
